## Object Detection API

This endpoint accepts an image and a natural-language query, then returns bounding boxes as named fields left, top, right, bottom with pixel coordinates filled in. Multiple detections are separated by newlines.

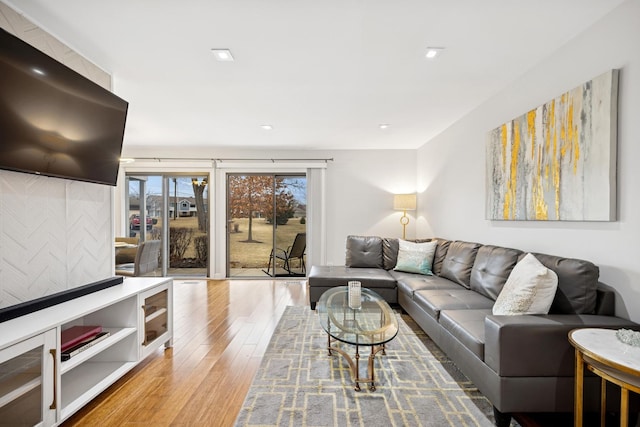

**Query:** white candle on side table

left=348, top=281, right=361, bottom=309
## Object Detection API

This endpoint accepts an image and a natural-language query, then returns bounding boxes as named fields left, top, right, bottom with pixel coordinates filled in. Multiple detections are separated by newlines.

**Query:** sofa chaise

left=308, top=235, right=639, bottom=426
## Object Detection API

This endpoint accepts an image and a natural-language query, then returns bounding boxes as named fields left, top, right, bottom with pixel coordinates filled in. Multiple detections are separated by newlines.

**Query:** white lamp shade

left=393, top=194, right=417, bottom=211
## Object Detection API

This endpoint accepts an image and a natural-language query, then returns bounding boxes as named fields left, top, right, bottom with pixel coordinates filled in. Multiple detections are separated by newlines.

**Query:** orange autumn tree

left=227, top=175, right=297, bottom=242
left=228, top=175, right=273, bottom=243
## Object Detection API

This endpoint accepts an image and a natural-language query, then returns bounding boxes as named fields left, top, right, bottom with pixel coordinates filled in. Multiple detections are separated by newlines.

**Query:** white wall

left=416, top=0, right=640, bottom=321
left=322, top=150, right=418, bottom=264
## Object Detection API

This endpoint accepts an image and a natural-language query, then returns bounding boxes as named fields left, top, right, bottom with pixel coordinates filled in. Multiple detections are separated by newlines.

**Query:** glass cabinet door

left=142, top=289, right=168, bottom=346
left=0, top=330, right=56, bottom=426
left=140, top=284, right=172, bottom=360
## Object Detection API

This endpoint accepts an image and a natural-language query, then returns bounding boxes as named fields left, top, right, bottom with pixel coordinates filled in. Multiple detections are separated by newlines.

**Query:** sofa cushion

left=382, top=238, right=399, bottom=270
left=470, top=245, right=523, bottom=300
left=492, top=253, right=558, bottom=315
left=394, top=239, right=437, bottom=275
left=440, top=309, right=491, bottom=361
left=308, top=265, right=395, bottom=289
left=531, top=252, right=599, bottom=314
left=393, top=271, right=461, bottom=297
left=413, top=288, right=494, bottom=320
left=382, top=237, right=434, bottom=270
left=431, top=238, right=451, bottom=276
left=439, top=241, right=482, bottom=288
left=484, top=314, right=639, bottom=377
left=345, top=235, right=383, bottom=268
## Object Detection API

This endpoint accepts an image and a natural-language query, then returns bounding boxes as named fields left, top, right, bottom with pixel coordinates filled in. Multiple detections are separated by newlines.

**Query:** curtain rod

left=124, top=157, right=334, bottom=163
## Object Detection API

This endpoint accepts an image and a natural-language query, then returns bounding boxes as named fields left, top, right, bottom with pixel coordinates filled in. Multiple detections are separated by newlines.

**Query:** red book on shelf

left=61, top=325, right=102, bottom=352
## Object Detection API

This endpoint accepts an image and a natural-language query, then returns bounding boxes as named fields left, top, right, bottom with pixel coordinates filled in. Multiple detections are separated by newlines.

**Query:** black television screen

left=0, top=28, right=128, bottom=186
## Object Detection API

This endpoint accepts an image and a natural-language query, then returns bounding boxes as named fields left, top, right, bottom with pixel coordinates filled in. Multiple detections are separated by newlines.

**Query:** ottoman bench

left=308, top=265, right=397, bottom=310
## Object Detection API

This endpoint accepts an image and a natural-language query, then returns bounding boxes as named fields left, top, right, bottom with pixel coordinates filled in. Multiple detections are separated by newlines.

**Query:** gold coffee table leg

left=354, top=345, right=361, bottom=391
left=368, top=346, right=376, bottom=391
left=328, top=340, right=384, bottom=391
left=327, top=339, right=386, bottom=391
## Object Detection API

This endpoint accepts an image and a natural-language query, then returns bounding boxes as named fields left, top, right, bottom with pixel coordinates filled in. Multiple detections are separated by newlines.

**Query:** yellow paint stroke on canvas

left=527, top=110, right=536, bottom=159
left=533, top=144, right=548, bottom=219
left=504, top=122, right=520, bottom=219
left=553, top=97, right=561, bottom=219
left=560, top=94, right=567, bottom=156
left=501, top=124, right=511, bottom=219
left=544, top=101, right=554, bottom=184
left=501, top=124, right=508, bottom=170
left=567, top=97, right=580, bottom=174
left=527, top=108, right=548, bottom=219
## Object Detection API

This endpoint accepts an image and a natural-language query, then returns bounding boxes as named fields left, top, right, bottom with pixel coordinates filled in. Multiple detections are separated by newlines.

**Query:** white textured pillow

left=493, top=253, right=558, bottom=315
left=394, top=240, right=437, bottom=275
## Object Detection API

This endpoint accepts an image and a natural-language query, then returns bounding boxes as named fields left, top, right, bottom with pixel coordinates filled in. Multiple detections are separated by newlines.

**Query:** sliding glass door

left=124, top=173, right=209, bottom=277
left=227, top=174, right=307, bottom=277
left=167, top=175, right=209, bottom=276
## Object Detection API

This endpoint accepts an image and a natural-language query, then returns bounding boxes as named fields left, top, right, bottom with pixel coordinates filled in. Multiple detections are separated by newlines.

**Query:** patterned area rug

left=235, top=305, right=511, bottom=427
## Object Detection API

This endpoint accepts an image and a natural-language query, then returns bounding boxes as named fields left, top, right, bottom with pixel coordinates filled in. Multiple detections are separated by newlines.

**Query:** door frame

left=214, top=162, right=326, bottom=279
left=117, top=162, right=214, bottom=276
left=225, top=172, right=307, bottom=278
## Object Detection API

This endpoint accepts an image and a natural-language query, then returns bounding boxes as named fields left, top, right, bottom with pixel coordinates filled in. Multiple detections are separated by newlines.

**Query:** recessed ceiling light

left=211, top=49, right=234, bottom=61
left=32, top=67, right=45, bottom=76
left=379, top=124, right=390, bottom=130
left=261, top=125, right=273, bottom=130
left=425, top=47, right=445, bottom=59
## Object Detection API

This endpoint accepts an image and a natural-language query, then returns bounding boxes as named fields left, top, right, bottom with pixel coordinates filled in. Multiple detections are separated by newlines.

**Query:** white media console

left=0, top=277, right=173, bottom=426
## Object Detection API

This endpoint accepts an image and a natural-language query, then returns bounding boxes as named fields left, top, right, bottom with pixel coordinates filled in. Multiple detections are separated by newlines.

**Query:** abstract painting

left=486, top=69, right=618, bottom=221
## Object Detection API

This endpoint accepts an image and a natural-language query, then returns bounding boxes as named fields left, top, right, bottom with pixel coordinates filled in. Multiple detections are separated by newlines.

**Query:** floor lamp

left=393, top=194, right=416, bottom=240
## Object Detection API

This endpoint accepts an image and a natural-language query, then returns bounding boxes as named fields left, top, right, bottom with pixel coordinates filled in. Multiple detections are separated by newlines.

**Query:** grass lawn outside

left=229, top=217, right=306, bottom=269
left=140, top=216, right=305, bottom=271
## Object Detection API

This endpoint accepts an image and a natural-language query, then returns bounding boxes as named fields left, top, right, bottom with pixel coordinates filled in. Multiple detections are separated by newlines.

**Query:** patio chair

left=116, top=240, right=161, bottom=277
left=263, top=232, right=306, bottom=277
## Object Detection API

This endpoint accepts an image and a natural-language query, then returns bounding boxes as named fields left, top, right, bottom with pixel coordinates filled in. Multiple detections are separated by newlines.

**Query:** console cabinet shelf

left=0, top=277, right=172, bottom=426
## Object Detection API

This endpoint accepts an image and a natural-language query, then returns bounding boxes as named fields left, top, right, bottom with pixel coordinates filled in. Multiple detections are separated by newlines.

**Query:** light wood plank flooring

left=61, top=279, right=308, bottom=426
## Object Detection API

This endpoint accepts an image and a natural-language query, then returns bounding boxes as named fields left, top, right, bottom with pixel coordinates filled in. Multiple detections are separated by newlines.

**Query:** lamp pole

left=400, top=211, right=410, bottom=240
left=393, top=194, right=417, bottom=240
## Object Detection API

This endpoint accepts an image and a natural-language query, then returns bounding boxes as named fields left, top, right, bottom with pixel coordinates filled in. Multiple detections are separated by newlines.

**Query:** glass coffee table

left=317, top=286, right=398, bottom=391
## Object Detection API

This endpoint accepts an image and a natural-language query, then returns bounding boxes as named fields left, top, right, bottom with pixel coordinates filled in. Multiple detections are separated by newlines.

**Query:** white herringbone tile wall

left=0, top=2, right=114, bottom=309
left=0, top=172, right=113, bottom=308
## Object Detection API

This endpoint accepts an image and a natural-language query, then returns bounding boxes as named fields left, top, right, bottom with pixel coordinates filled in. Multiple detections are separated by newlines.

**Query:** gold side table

left=569, top=328, right=640, bottom=427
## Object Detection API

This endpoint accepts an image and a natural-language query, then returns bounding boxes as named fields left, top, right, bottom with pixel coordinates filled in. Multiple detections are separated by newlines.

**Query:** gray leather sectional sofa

left=308, top=235, right=639, bottom=426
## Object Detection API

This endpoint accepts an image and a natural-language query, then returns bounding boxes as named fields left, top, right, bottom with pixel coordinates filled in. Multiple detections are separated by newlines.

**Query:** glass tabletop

left=317, top=286, right=398, bottom=346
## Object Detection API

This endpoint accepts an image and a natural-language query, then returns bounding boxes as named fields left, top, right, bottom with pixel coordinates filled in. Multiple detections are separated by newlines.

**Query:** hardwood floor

left=61, top=279, right=308, bottom=427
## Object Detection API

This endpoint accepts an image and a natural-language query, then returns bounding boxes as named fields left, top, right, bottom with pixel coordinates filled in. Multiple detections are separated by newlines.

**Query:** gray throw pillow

left=345, top=235, right=383, bottom=268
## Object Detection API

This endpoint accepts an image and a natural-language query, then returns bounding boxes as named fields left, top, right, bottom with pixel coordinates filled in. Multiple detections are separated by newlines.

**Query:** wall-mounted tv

left=0, top=28, right=128, bottom=186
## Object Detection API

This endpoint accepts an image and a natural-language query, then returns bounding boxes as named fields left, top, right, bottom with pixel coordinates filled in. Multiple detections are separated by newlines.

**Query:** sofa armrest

left=484, top=314, right=638, bottom=377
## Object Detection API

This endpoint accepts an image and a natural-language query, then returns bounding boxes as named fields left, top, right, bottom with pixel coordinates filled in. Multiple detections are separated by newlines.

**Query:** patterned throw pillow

left=393, top=240, right=438, bottom=275
left=492, top=253, right=558, bottom=315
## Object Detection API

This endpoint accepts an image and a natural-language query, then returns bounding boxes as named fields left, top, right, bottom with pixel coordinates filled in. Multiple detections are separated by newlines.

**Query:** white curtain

left=306, top=167, right=326, bottom=269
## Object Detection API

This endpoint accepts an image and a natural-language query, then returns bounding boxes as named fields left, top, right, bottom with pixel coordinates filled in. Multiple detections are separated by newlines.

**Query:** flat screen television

left=0, top=28, right=128, bottom=186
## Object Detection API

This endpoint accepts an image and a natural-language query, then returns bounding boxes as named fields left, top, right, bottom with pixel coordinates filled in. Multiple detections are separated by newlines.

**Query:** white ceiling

left=7, top=0, right=625, bottom=150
